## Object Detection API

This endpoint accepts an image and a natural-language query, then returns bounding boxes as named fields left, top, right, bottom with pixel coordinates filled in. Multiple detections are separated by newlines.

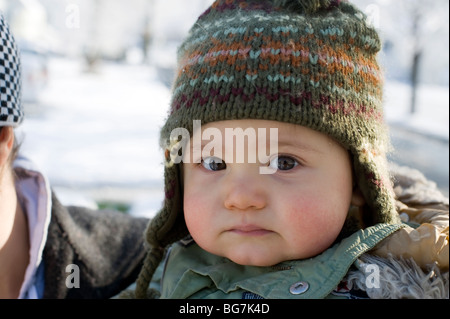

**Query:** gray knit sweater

left=42, top=193, right=148, bottom=299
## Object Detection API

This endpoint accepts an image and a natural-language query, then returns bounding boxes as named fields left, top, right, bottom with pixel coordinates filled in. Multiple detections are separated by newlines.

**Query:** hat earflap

left=134, top=163, right=188, bottom=298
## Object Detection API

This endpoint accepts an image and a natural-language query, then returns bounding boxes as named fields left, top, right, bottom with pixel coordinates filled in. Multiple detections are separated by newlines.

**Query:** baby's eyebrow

left=192, top=138, right=323, bottom=153
left=275, top=140, right=323, bottom=154
left=191, top=140, right=222, bottom=154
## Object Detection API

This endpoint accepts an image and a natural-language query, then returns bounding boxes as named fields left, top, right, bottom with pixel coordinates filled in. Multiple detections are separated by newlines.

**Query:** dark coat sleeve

left=42, top=192, right=149, bottom=299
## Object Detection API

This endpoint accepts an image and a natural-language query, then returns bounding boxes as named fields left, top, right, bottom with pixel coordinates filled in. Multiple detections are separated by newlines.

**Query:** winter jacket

left=14, top=157, right=149, bottom=299
left=149, top=164, right=449, bottom=299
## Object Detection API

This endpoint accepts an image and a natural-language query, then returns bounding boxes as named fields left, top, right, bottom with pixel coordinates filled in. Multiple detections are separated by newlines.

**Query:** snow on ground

left=15, top=56, right=449, bottom=218
left=17, top=57, right=169, bottom=217
left=384, top=81, right=449, bottom=141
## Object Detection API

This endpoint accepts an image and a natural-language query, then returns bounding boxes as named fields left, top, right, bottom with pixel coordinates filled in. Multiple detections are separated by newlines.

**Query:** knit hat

left=134, top=0, right=401, bottom=298
left=0, top=14, right=23, bottom=127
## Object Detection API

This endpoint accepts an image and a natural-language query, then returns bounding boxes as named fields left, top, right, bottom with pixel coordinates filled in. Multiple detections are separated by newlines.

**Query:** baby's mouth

left=228, top=224, right=273, bottom=236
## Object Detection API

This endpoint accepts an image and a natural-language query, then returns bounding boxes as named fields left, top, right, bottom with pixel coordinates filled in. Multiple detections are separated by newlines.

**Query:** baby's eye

left=202, top=156, right=226, bottom=171
left=269, top=155, right=298, bottom=171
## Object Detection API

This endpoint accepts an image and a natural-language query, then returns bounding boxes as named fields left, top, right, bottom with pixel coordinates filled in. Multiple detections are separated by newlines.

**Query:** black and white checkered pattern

left=0, top=14, right=23, bottom=127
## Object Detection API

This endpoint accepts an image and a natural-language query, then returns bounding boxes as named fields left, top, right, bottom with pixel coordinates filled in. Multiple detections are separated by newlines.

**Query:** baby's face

left=183, top=119, right=361, bottom=266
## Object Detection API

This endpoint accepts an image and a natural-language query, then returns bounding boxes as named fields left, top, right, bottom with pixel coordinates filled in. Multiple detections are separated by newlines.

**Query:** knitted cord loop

left=134, top=246, right=165, bottom=299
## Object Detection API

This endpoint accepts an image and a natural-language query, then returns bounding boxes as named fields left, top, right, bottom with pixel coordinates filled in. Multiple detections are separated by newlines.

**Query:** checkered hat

left=0, top=14, right=23, bottom=127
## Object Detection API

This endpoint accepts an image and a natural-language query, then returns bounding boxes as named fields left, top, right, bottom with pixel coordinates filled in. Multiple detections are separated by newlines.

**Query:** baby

left=128, top=0, right=448, bottom=299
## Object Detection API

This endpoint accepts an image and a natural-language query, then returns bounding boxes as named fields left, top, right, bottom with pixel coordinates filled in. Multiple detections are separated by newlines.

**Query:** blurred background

left=0, top=0, right=448, bottom=218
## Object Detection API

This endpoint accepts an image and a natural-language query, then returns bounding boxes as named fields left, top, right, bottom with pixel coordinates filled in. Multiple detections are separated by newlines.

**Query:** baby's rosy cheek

left=184, top=190, right=204, bottom=213
left=284, top=198, right=335, bottom=233
left=184, top=196, right=203, bottom=227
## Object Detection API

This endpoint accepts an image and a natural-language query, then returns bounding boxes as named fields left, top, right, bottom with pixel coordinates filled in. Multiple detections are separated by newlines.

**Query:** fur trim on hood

left=347, top=254, right=448, bottom=299
left=348, top=164, right=449, bottom=299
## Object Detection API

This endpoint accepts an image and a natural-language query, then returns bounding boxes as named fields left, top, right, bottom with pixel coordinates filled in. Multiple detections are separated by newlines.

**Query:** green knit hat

left=135, top=0, right=400, bottom=298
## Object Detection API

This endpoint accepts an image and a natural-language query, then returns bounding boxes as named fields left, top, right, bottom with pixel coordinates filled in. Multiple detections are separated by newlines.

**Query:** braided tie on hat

left=133, top=164, right=187, bottom=298
left=134, top=247, right=165, bottom=299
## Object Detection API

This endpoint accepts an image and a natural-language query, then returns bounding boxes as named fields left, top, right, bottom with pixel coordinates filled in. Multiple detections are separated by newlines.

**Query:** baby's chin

left=217, top=248, right=292, bottom=267
left=218, top=245, right=330, bottom=267
left=197, top=241, right=320, bottom=267
left=228, top=258, right=281, bottom=267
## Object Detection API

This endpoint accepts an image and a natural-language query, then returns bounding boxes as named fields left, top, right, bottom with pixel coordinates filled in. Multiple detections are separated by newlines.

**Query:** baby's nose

left=222, top=166, right=267, bottom=211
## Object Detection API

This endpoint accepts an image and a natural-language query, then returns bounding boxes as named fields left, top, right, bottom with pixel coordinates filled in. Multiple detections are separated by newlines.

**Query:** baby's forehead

left=271, top=124, right=344, bottom=153
left=196, top=119, right=343, bottom=150
left=276, top=123, right=340, bottom=145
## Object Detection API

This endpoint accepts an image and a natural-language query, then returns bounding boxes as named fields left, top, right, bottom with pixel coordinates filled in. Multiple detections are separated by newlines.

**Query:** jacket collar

left=161, top=223, right=405, bottom=299
left=13, top=156, right=52, bottom=299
